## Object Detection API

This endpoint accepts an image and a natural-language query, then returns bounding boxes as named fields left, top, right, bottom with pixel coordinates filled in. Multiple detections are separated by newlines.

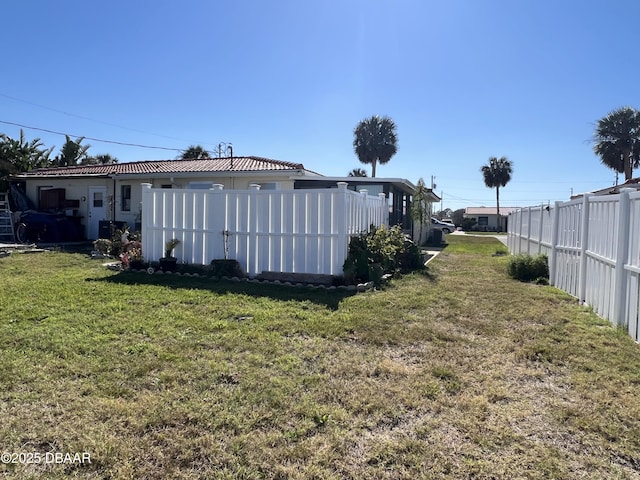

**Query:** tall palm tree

left=593, top=107, right=640, bottom=182
left=353, top=115, right=398, bottom=177
left=348, top=168, right=368, bottom=177
left=54, top=135, right=91, bottom=166
left=481, top=156, right=513, bottom=232
left=180, top=145, right=210, bottom=160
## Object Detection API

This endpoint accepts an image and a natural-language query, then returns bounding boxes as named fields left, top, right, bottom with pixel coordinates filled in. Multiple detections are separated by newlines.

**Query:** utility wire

left=0, top=92, right=215, bottom=147
left=0, top=119, right=183, bottom=152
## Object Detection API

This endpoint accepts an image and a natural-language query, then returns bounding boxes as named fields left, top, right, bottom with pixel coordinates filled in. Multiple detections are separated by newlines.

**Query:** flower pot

left=159, top=257, right=177, bottom=272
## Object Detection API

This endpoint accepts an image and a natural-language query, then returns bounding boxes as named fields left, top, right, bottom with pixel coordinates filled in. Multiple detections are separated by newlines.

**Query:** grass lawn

left=1, top=236, right=640, bottom=479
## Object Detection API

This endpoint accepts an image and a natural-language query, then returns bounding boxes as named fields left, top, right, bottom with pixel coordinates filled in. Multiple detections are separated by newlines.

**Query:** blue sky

left=2, top=0, right=638, bottom=211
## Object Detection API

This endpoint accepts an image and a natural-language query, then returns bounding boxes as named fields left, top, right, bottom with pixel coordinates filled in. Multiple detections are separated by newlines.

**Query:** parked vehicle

left=431, top=217, right=454, bottom=234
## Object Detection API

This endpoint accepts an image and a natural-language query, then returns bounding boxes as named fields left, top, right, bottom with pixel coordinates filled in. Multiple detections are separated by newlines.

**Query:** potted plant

left=159, top=238, right=181, bottom=272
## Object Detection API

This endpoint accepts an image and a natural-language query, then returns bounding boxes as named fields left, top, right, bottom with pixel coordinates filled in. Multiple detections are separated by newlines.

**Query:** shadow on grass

left=91, top=272, right=355, bottom=310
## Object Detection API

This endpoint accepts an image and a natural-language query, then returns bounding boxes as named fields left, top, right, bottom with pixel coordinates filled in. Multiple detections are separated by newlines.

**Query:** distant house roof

left=14, top=156, right=316, bottom=178
left=572, top=177, right=640, bottom=199
left=464, top=206, right=518, bottom=216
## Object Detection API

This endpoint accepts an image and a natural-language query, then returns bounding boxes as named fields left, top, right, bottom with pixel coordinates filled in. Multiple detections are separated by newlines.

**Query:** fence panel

left=507, top=189, right=640, bottom=340
left=141, top=183, right=388, bottom=277
left=584, top=196, right=619, bottom=319
left=623, top=192, right=640, bottom=341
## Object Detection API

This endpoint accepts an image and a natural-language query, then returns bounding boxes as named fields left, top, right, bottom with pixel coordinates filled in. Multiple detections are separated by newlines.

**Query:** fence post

left=336, top=182, right=349, bottom=274
left=517, top=208, right=524, bottom=254
left=359, top=189, right=369, bottom=230
left=378, top=193, right=387, bottom=227
left=507, top=210, right=517, bottom=253
left=140, top=183, right=153, bottom=262
left=537, top=204, right=544, bottom=254
left=248, top=184, right=261, bottom=275
left=614, top=189, right=632, bottom=327
left=578, top=194, right=591, bottom=303
left=549, top=201, right=561, bottom=286
left=526, top=207, right=532, bottom=254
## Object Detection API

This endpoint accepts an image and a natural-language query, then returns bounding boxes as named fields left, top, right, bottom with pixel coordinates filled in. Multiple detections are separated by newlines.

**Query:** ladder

left=0, top=192, right=15, bottom=244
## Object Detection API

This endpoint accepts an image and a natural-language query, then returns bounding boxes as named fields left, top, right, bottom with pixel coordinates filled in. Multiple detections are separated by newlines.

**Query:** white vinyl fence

left=507, top=188, right=640, bottom=341
left=141, top=182, right=388, bottom=276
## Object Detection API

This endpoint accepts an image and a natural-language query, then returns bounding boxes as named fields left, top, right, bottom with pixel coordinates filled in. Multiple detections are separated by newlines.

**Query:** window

left=93, top=191, right=103, bottom=208
left=121, top=185, right=131, bottom=211
left=256, top=182, right=279, bottom=190
left=478, top=216, right=489, bottom=226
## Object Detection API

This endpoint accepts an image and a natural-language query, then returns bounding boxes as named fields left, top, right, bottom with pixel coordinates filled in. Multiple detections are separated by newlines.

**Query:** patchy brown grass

left=0, top=236, right=639, bottom=479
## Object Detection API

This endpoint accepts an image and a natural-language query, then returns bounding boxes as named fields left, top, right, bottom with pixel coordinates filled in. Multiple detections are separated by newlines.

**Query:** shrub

left=210, top=259, right=244, bottom=278
left=507, top=254, right=549, bottom=282
left=93, top=238, right=112, bottom=255
left=460, top=218, right=477, bottom=231
left=343, top=225, right=424, bottom=284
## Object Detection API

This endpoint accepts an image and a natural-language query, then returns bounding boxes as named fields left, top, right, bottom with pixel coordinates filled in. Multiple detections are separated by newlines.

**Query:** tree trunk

left=625, top=149, right=633, bottom=181
left=371, top=159, right=377, bottom=178
left=496, top=186, right=501, bottom=232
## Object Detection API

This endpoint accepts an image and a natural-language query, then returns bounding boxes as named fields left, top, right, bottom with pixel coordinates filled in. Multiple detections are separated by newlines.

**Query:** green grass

left=1, top=237, right=640, bottom=479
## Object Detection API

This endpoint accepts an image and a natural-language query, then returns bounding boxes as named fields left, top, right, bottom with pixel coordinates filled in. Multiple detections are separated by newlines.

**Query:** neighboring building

left=295, top=176, right=439, bottom=230
left=11, top=156, right=436, bottom=240
left=571, top=177, right=640, bottom=199
left=463, top=206, right=518, bottom=231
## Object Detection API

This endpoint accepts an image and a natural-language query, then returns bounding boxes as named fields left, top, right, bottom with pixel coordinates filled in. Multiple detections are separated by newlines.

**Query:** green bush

left=460, top=218, right=477, bottom=231
left=343, top=225, right=424, bottom=285
left=507, top=254, right=549, bottom=282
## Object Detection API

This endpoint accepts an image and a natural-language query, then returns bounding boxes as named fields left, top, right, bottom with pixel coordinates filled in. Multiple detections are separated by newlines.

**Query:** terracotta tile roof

left=19, top=156, right=307, bottom=177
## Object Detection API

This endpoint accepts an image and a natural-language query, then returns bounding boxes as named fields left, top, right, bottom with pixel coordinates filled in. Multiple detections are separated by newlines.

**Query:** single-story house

left=10, top=156, right=438, bottom=240
left=463, top=206, right=518, bottom=231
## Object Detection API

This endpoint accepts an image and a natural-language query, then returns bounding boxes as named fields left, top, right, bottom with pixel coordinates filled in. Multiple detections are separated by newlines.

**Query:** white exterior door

left=88, top=187, right=107, bottom=239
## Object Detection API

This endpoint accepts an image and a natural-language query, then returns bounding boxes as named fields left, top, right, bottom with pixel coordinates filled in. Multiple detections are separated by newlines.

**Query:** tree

left=353, top=115, right=398, bottom=177
left=180, top=145, right=210, bottom=160
left=593, top=107, right=640, bottom=182
left=54, top=135, right=91, bottom=166
left=434, top=208, right=453, bottom=220
left=410, top=178, right=431, bottom=245
left=451, top=208, right=465, bottom=227
left=481, top=156, right=513, bottom=232
left=348, top=168, right=368, bottom=177
left=0, top=130, right=53, bottom=190
left=83, top=153, right=119, bottom=165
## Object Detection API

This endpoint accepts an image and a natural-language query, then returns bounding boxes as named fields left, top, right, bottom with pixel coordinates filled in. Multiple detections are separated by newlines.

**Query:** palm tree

left=54, top=135, right=91, bottom=166
left=180, top=145, right=210, bottom=160
left=0, top=130, right=52, bottom=189
left=353, top=115, right=398, bottom=177
left=348, top=168, right=368, bottom=177
left=82, top=153, right=119, bottom=165
left=481, top=156, right=513, bottom=232
left=593, top=107, right=640, bottom=182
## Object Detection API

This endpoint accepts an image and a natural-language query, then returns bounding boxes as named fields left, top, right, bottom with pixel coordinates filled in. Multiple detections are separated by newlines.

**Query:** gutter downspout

left=112, top=175, right=117, bottom=223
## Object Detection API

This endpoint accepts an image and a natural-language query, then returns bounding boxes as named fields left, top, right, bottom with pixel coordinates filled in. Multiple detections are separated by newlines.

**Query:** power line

left=0, top=119, right=183, bottom=152
left=0, top=92, right=215, bottom=147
